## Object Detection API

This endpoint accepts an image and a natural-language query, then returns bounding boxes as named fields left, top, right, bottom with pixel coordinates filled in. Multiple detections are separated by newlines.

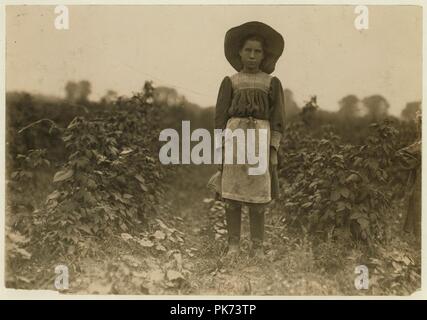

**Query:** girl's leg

left=249, top=203, right=266, bottom=255
left=225, top=199, right=242, bottom=250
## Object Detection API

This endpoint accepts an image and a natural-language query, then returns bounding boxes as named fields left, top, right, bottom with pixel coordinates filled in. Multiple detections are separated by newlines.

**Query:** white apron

left=221, top=117, right=271, bottom=203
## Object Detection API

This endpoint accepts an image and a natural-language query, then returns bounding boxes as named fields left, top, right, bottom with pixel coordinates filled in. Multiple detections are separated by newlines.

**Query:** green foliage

left=35, top=94, right=167, bottom=255
left=278, top=119, right=407, bottom=244
left=7, top=149, right=52, bottom=235
left=6, top=228, right=32, bottom=262
left=368, top=245, right=420, bottom=295
left=5, top=228, right=33, bottom=288
left=6, top=83, right=172, bottom=257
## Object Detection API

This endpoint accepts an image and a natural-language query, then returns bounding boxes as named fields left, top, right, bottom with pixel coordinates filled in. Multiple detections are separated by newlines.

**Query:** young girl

left=213, top=21, right=285, bottom=258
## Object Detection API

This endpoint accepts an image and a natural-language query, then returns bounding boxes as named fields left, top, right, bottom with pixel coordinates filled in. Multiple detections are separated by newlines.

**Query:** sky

left=6, top=5, right=423, bottom=116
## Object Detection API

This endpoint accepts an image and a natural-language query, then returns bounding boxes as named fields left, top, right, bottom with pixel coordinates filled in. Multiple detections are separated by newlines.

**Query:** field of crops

left=5, top=83, right=421, bottom=295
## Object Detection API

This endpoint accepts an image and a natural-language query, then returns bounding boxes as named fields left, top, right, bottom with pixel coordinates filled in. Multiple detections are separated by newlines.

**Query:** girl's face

left=239, top=39, right=264, bottom=72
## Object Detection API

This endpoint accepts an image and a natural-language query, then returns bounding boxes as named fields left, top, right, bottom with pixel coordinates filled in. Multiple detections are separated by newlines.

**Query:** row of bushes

left=277, top=116, right=416, bottom=244
left=6, top=84, right=174, bottom=259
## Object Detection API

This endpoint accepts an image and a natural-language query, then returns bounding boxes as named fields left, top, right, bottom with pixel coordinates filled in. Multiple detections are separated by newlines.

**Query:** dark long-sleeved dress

left=214, top=70, right=285, bottom=203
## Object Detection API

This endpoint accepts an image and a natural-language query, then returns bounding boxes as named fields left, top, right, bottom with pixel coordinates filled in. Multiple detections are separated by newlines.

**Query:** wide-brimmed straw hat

left=224, top=21, right=285, bottom=74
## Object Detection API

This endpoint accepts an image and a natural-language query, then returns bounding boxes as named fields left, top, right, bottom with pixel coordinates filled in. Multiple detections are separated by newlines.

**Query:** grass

left=5, top=165, right=421, bottom=296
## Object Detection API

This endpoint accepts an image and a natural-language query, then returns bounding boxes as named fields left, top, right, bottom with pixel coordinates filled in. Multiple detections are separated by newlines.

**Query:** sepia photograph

left=2, top=3, right=423, bottom=297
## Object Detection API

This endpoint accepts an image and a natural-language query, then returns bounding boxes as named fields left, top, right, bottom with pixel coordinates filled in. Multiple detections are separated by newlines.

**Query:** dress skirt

left=221, top=117, right=272, bottom=204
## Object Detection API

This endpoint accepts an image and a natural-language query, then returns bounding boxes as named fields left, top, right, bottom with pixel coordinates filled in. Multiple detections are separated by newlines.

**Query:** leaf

left=75, top=157, right=90, bottom=168
left=353, top=157, right=363, bottom=167
left=166, top=249, right=181, bottom=258
left=120, top=148, right=133, bottom=155
left=321, top=209, right=334, bottom=221
left=7, top=232, right=29, bottom=244
left=46, top=190, right=61, bottom=203
left=349, top=211, right=361, bottom=220
left=331, top=154, right=344, bottom=161
left=336, top=201, right=346, bottom=212
left=135, top=174, right=145, bottom=183
left=62, top=134, right=73, bottom=142
left=86, top=178, right=98, bottom=189
left=215, top=228, right=227, bottom=235
left=185, top=250, right=195, bottom=257
left=148, top=269, right=164, bottom=282
left=22, top=171, right=33, bottom=179
left=392, top=261, right=402, bottom=273
left=346, top=173, right=359, bottom=183
left=382, top=170, right=388, bottom=180
left=173, top=253, right=183, bottom=271
left=371, top=160, right=380, bottom=170
left=77, top=225, right=92, bottom=235
left=156, top=220, right=177, bottom=237
left=112, top=192, right=123, bottom=202
left=309, top=181, right=317, bottom=189
left=402, top=256, right=412, bottom=266
left=67, top=245, right=76, bottom=255
left=53, top=168, right=74, bottom=183
left=339, top=187, right=350, bottom=198
left=301, top=202, right=313, bottom=208
left=109, top=146, right=119, bottom=155
left=168, top=235, right=177, bottom=243
left=155, top=244, right=167, bottom=252
left=15, top=247, right=32, bottom=259
left=120, top=233, right=133, bottom=241
left=139, top=238, right=154, bottom=247
left=166, top=270, right=184, bottom=281
left=153, top=230, right=166, bottom=240
left=330, top=190, right=341, bottom=201
left=145, top=156, right=155, bottom=163
left=16, top=276, right=32, bottom=283
left=140, top=183, right=148, bottom=192
left=156, top=219, right=168, bottom=229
